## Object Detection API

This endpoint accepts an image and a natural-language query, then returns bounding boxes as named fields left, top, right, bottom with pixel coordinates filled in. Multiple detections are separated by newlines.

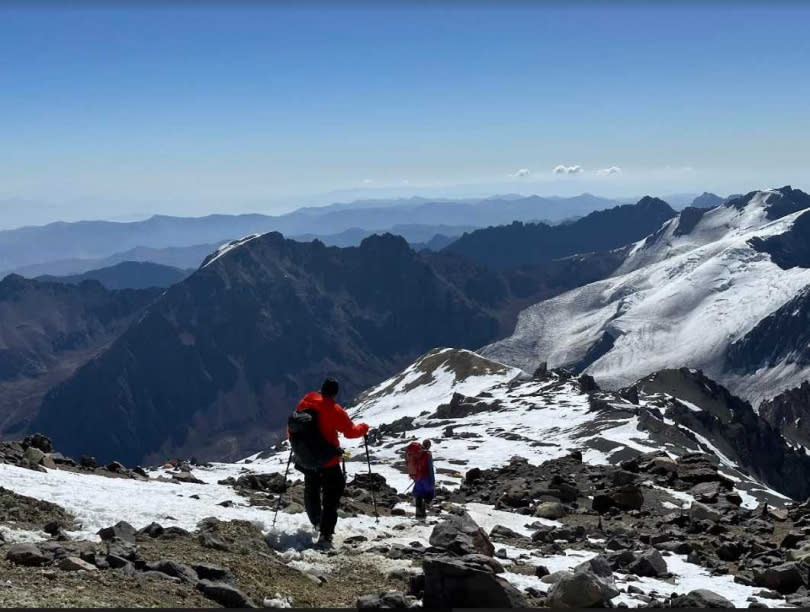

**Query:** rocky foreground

left=4, top=432, right=810, bottom=608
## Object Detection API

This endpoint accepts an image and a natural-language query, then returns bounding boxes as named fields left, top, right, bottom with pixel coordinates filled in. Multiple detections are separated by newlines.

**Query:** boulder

left=465, top=468, right=483, bottom=484
left=6, top=543, right=51, bottom=566
left=234, top=473, right=287, bottom=493
left=627, top=549, right=668, bottom=577
left=592, top=485, right=644, bottom=513
left=575, top=555, right=613, bottom=578
left=692, top=481, right=721, bottom=503
left=58, top=556, right=97, bottom=572
left=646, top=456, right=678, bottom=475
left=429, top=512, right=495, bottom=557
left=191, top=563, right=233, bottom=583
left=670, top=589, right=734, bottom=608
left=535, top=502, right=567, bottom=520
left=144, top=560, right=198, bottom=584
left=137, top=522, right=165, bottom=538
left=97, top=521, right=137, bottom=543
left=79, top=455, right=98, bottom=469
left=23, top=446, right=46, bottom=466
left=690, top=501, right=722, bottom=523
left=356, top=592, right=411, bottom=609
left=489, top=525, right=523, bottom=540
left=23, top=433, right=53, bottom=453
left=547, top=569, right=619, bottom=608
left=196, top=580, right=256, bottom=608
left=422, top=555, right=527, bottom=608
left=754, top=562, right=806, bottom=594
left=106, top=461, right=127, bottom=473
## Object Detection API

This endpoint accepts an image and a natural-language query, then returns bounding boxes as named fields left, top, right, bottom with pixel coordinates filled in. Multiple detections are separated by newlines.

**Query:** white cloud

left=361, top=178, right=374, bottom=185
left=553, top=164, right=583, bottom=175
left=596, top=166, right=622, bottom=176
left=510, top=168, right=531, bottom=178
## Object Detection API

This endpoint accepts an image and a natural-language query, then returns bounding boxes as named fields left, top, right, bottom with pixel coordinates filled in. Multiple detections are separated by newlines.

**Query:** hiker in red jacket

left=295, top=378, right=369, bottom=545
left=406, top=439, right=436, bottom=519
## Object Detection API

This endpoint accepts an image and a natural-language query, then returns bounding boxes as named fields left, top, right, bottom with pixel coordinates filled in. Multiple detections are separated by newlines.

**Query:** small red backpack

left=405, top=442, right=430, bottom=480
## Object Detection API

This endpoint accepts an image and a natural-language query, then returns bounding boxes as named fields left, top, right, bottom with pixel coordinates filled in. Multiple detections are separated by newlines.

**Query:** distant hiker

left=406, top=439, right=435, bottom=519
left=288, top=378, right=369, bottom=546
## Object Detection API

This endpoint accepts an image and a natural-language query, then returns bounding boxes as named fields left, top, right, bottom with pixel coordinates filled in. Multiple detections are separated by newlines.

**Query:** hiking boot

left=316, top=533, right=333, bottom=549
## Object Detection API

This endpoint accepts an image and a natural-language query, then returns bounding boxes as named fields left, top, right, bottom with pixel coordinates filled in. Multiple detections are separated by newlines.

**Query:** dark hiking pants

left=303, top=465, right=345, bottom=537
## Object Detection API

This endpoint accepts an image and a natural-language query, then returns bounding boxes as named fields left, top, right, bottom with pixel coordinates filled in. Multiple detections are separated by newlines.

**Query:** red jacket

left=295, top=392, right=369, bottom=467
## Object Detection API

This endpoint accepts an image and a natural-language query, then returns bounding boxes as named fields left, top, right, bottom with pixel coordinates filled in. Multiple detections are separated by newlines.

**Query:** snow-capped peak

left=483, top=187, right=810, bottom=406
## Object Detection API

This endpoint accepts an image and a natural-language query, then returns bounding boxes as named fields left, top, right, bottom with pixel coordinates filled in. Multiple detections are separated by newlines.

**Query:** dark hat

left=321, top=378, right=340, bottom=398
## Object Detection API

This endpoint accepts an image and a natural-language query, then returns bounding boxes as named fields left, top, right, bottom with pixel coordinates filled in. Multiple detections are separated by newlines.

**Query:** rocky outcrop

left=422, top=555, right=527, bottom=608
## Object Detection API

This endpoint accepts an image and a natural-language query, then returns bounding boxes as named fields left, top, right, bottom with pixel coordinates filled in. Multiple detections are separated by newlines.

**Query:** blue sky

left=1, top=2, right=809, bottom=225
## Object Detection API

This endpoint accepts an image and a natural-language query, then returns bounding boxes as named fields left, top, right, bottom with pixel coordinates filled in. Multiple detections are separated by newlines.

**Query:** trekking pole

left=272, top=450, right=293, bottom=530
left=402, top=481, right=415, bottom=495
left=363, top=435, right=379, bottom=523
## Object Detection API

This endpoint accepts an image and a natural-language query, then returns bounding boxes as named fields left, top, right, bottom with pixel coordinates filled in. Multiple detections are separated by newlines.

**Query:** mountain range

left=21, top=195, right=674, bottom=465
left=443, top=196, right=677, bottom=269
left=0, top=194, right=621, bottom=275
left=6, top=186, right=810, bottom=467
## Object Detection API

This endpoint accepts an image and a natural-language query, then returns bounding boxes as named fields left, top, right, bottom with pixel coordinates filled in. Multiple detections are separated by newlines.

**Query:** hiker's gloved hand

left=357, top=423, right=370, bottom=436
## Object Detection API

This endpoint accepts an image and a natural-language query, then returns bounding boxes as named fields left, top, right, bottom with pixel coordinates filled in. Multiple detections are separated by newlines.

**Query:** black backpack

left=288, top=409, right=341, bottom=472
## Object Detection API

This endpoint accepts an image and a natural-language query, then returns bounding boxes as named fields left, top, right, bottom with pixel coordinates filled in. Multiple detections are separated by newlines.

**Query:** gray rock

left=670, top=589, right=734, bottom=608
left=6, top=543, right=51, bottom=567
left=627, top=549, right=668, bottom=577
left=535, top=501, right=567, bottom=520
left=137, top=522, right=165, bottom=538
left=192, top=562, right=233, bottom=583
left=423, top=555, right=527, bottom=608
left=58, top=556, right=97, bottom=572
left=356, top=592, right=411, bottom=609
left=23, top=446, right=46, bottom=466
left=754, top=562, right=806, bottom=594
left=97, top=521, right=137, bottom=543
left=489, top=524, right=523, bottom=540
left=575, top=555, right=613, bottom=578
left=196, top=580, right=256, bottom=608
left=428, top=512, right=495, bottom=557
left=547, top=569, right=620, bottom=608
left=144, top=560, right=198, bottom=584
left=690, top=501, right=722, bottom=523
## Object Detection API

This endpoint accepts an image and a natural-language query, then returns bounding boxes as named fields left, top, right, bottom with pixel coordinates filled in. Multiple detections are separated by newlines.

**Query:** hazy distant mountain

left=443, top=197, right=677, bottom=269
left=11, top=243, right=223, bottom=278
left=0, top=194, right=621, bottom=273
left=691, top=192, right=727, bottom=208
left=290, top=224, right=476, bottom=248
left=37, top=261, right=191, bottom=290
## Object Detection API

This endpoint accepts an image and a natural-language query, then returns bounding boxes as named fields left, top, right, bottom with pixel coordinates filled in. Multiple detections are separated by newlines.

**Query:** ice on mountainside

left=482, top=188, right=810, bottom=405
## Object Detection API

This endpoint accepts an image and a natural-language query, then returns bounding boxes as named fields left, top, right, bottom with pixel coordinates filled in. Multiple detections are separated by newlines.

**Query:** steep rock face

left=727, top=287, right=810, bottom=372
left=32, top=234, right=500, bottom=465
left=442, top=197, right=677, bottom=269
left=0, top=275, right=159, bottom=435
left=424, top=248, right=628, bottom=337
left=635, top=368, right=810, bottom=500
left=749, top=209, right=810, bottom=269
left=760, top=382, right=810, bottom=449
